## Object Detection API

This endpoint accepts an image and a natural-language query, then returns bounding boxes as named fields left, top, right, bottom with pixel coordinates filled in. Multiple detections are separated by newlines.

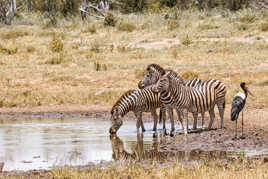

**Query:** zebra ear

left=164, top=71, right=171, bottom=77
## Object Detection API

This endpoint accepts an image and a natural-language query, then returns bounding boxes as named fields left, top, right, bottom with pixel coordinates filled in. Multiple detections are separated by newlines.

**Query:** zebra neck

left=117, top=96, right=137, bottom=116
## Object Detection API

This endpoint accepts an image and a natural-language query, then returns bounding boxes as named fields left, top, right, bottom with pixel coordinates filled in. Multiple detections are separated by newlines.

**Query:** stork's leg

left=240, top=111, right=245, bottom=139
left=235, top=119, right=237, bottom=139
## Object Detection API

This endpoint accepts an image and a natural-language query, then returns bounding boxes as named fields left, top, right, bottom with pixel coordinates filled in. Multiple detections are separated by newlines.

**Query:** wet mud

left=0, top=110, right=268, bottom=177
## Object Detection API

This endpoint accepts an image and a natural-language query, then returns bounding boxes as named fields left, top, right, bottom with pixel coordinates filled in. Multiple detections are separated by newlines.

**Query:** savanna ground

left=0, top=8, right=268, bottom=178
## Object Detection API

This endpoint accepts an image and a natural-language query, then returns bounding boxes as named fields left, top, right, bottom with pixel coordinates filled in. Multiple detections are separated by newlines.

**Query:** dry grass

left=0, top=9, right=267, bottom=110
left=2, top=158, right=268, bottom=179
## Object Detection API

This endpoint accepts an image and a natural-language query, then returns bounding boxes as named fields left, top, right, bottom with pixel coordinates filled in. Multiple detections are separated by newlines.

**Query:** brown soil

left=0, top=105, right=268, bottom=177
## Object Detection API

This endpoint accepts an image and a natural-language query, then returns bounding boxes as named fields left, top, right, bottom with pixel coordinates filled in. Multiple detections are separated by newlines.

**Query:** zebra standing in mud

left=152, top=71, right=218, bottom=135
left=109, top=87, right=168, bottom=136
left=139, top=64, right=226, bottom=133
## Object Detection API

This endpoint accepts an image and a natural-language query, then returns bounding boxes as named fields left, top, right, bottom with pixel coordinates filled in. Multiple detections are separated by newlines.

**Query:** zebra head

left=152, top=71, right=171, bottom=93
left=138, top=64, right=165, bottom=89
left=109, top=108, right=123, bottom=134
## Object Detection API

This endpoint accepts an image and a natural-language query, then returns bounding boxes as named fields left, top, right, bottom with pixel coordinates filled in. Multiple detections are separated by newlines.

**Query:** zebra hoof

left=109, top=128, right=116, bottom=134
left=170, top=132, right=175, bottom=137
left=153, top=133, right=157, bottom=138
left=142, top=129, right=146, bottom=132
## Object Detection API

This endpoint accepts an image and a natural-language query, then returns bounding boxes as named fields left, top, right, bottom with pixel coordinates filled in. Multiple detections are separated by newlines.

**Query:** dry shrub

left=117, top=44, right=131, bottom=53
left=93, top=61, right=107, bottom=71
left=26, top=46, right=35, bottom=53
left=181, top=71, right=199, bottom=79
left=167, top=19, right=179, bottom=30
left=260, top=22, right=268, bottom=32
left=0, top=44, right=18, bottom=55
left=50, top=36, right=63, bottom=53
left=104, top=12, right=117, bottom=26
left=180, top=34, right=192, bottom=46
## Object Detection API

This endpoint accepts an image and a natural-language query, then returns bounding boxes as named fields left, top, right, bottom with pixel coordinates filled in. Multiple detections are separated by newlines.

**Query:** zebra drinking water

left=109, top=87, right=168, bottom=135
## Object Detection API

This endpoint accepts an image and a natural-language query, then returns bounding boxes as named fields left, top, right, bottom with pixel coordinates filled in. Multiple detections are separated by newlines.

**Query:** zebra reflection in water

left=109, top=134, right=234, bottom=164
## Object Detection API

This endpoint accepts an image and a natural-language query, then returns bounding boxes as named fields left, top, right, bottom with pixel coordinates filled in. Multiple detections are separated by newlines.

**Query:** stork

left=231, top=82, right=253, bottom=139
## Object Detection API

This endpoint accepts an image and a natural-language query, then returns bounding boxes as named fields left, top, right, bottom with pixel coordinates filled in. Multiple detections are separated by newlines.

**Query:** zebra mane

left=147, top=64, right=165, bottom=76
left=111, top=90, right=135, bottom=114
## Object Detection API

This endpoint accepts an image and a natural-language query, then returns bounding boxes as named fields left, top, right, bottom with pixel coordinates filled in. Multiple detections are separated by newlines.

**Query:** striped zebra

left=139, top=64, right=226, bottom=130
left=138, top=64, right=203, bottom=135
left=110, top=134, right=170, bottom=162
left=109, top=87, right=168, bottom=135
left=152, top=71, right=217, bottom=135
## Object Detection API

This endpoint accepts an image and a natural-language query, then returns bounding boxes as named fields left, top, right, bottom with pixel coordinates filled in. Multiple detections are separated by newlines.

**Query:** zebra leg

left=168, top=108, right=175, bottom=137
left=162, top=107, right=168, bottom=135
left=134, top=112, right=145, bottom=133
left=151, top=110, right=158, bottom=131
left=192, top=112, right=198, bottom=130
left=201, top=112, right=205, bottom=130
left=182, top=109, right=189, bottom=135
left=217, top=100, right=225, bottom=129
left=208, top=108, right=215, bottom=130
left=176, top=109, right=184, bottom=132
left=159, top=107, right=163, bottom=124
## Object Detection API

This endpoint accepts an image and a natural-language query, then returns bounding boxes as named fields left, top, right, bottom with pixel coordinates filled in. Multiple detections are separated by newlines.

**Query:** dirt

left=0, top=105, right=268, bottom=177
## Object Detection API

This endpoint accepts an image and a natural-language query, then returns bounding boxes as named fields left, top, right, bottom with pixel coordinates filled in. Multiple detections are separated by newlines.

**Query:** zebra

left=152, top=71, right=217, bottom=135
left=109, top=87, right=168, bottom=135
left=138, top=64, right=205, bottom=135
left=139, top=64, right=226, bottom=130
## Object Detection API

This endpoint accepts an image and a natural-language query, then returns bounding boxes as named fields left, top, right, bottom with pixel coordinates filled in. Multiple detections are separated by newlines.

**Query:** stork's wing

left=231, top=96, right=245, bottom=121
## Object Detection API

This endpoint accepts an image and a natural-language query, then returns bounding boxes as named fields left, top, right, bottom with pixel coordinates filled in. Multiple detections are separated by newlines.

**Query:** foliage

left=118, top=0, right=148, bottom=13
left=104, top=12, right=117, bottom=26
left=26, top=0, right=81, bottom=16
left=50, top=36, right=64, bottom=53
left=0, top=44, right=18, bottom=55
left=0, top=0, right=9, bottom=24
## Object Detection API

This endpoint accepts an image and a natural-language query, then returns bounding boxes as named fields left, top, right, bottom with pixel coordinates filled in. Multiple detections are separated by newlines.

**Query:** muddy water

left=0, top=118, right=162, bottom=171
left=0, top=118, right=267, bottom=172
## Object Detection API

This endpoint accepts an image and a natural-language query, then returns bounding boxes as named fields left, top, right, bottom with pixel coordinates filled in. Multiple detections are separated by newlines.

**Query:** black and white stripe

left=152, top=71, right=217, bottom=135
left=109, top=87, right=167, bottom=135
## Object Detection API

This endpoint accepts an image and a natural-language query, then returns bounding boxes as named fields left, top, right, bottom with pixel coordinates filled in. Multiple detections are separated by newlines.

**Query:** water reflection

left=110, top=133, right=246, bottom=164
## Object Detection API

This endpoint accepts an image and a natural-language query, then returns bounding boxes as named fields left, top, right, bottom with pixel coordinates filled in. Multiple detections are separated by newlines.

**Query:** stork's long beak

left=247, top=88, right=254, bottom=97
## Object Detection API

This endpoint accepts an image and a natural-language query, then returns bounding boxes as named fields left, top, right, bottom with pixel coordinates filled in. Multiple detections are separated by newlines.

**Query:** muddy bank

left=0, top=106, right=268, bottom=177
